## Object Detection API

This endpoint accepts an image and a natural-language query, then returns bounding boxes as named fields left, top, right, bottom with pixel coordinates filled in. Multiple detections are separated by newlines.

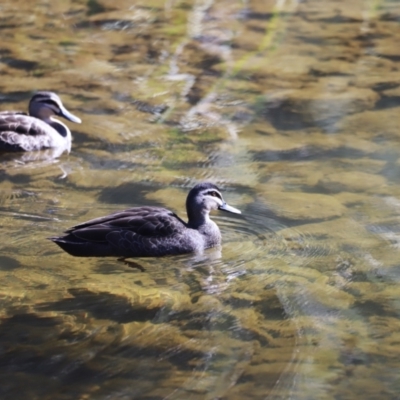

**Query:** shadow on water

left=0, top=256, right=21, bottom=271
left=97, top=182, right=164, bottom=205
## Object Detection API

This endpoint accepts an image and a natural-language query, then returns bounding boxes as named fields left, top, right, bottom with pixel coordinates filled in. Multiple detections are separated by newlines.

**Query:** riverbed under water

left=0, top=0, right=400, bottom=399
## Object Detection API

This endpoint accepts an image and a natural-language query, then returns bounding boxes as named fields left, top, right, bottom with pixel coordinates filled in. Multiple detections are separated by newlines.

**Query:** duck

left=50, top=182, right=241, bottom=258
left=0, top=91, right=81, bottom=153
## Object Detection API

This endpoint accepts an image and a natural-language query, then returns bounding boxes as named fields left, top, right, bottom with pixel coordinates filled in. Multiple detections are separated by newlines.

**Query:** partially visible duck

left=50, top=182, right=241, bottom=258
left=0, top=91, right=81, bottom=153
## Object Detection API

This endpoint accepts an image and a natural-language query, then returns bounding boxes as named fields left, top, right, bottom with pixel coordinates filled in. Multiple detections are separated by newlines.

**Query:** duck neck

left=187, top=208, right=210, bottom=229
left=47, top=118, right=71, bottom=138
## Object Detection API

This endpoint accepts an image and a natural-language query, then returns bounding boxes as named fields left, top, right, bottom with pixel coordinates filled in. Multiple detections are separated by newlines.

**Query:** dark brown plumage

left=50, top=182, right=241, bottom=258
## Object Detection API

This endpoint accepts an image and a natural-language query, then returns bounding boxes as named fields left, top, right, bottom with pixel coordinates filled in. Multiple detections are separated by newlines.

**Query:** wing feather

left=0, top=114, right=55, bottom=151
left=67, top=207, right=186, bottom=244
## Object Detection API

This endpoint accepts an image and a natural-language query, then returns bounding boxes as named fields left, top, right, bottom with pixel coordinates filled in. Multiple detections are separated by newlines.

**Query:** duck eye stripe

left=32, top=95, right=53, bottom=102
left=208, top=191, right=220, bottom=198
left=40, top=99, right=57, bottom=105
left=38, top=100, right=60, bottom=112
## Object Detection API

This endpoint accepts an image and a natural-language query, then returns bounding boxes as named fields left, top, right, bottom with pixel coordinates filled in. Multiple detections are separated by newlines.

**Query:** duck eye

left=210, top=191, right=218, bottom=197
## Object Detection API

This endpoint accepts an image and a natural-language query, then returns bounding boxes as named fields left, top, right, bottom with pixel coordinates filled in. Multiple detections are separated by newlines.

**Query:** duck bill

left=59, top=105, right=82, bottom=124
left=219, top=202, right=241, bottom=214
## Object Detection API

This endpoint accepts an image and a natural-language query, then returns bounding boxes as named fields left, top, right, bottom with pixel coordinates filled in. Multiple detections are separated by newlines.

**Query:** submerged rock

left=317, top=171, right=387, bottom=194
left=261, top=190, right=345, bottom=222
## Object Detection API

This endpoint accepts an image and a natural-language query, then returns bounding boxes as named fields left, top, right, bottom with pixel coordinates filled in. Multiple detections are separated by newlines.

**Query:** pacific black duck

left=0, top=91, right=81, bottom=152
left=50, top=182, right=241, bottom=258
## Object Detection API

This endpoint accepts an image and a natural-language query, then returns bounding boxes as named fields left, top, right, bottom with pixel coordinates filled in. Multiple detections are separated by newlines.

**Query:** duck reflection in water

left=50, top=182, right=241, bottom=267
left=0, top=91, right=81, bottom=154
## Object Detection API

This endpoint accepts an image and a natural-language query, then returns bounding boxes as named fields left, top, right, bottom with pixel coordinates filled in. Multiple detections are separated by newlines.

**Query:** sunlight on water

left=0, top=0, right=400, bottom=399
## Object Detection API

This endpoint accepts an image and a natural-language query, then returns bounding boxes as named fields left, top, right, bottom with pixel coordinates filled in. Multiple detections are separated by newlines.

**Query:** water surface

left=1, top=0, right=400, bottom=399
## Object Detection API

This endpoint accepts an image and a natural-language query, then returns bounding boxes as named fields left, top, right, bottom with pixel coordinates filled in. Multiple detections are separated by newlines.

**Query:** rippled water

left=1, top=0, right=400, bottom=399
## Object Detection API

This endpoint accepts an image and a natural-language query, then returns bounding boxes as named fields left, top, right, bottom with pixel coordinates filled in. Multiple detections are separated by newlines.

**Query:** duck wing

left=66, top=206, right=186, bottom=242
left=0, top=111, right=26, bottom=116
left=0, top=113, right=54, bottom=151
left=51, top=206, right=194, bottom=257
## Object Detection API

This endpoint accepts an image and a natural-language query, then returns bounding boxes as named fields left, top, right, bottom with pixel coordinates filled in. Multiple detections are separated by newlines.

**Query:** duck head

left=29, top=91, right=81, bottom=124
left=186, top=182, right=241, bottom=226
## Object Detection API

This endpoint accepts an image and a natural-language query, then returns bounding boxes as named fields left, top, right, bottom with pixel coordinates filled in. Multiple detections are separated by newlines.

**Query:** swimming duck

left=0, top=91, right=81, bottom=152
left=50, top=182, right=241, bottom=258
